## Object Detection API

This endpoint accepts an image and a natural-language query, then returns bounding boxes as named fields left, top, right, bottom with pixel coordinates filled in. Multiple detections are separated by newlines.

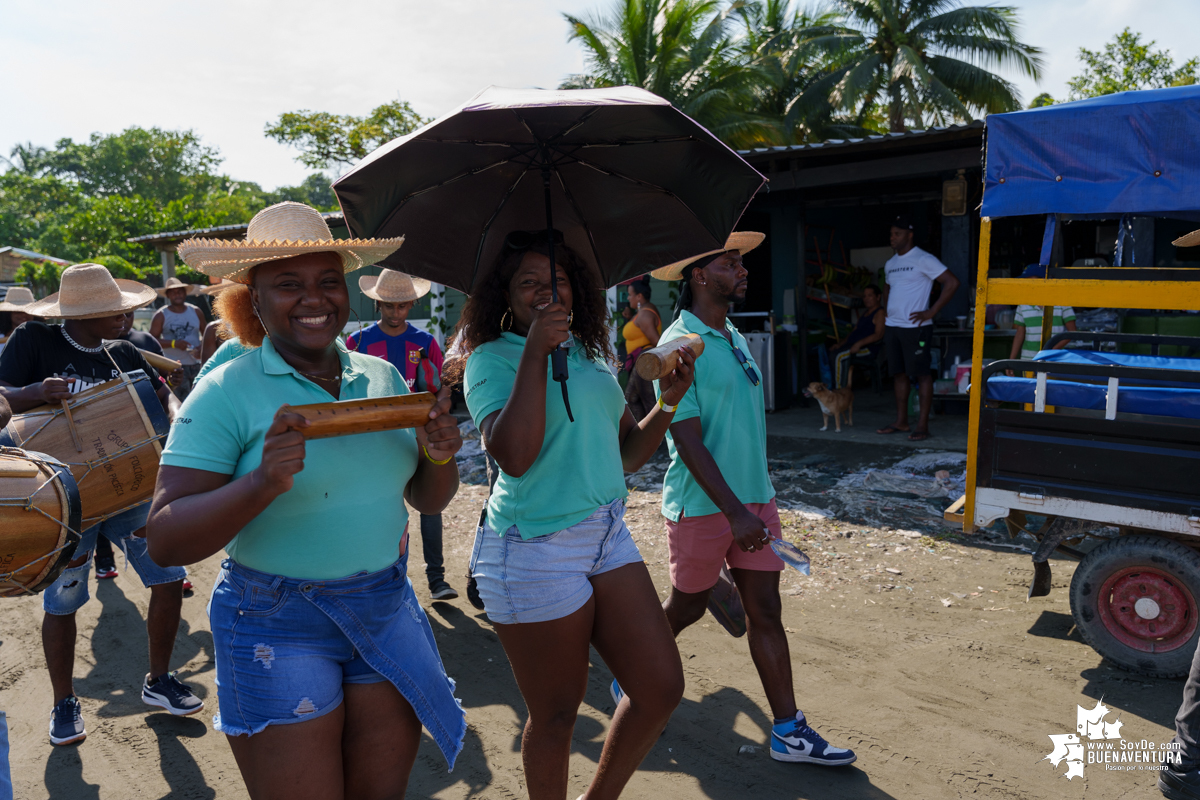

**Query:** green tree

left=561, top=0, right=762, bottom=143
left=13, top=259, right=67, bottom=298
left=1028, top=91, right=1055, bottom=108
left=265, top=101, right=430, bottom=171
left=825, top=0, right=1044, bottom=131
left=1067, top=28, right=1198, bottom=100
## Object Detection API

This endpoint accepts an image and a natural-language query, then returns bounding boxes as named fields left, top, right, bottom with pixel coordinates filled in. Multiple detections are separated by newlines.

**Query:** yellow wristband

left=422, top=445, right=454, bottom=466
left=658, top=396, right=677, bottom=413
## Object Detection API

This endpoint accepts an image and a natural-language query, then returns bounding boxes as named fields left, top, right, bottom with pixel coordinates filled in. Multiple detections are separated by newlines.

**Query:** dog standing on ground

left=804, top=381, right=854, bottom=432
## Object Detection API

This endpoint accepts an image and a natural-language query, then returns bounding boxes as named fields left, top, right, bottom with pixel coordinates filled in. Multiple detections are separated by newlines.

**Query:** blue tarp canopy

left=982, top=85, right=1200, bottom=219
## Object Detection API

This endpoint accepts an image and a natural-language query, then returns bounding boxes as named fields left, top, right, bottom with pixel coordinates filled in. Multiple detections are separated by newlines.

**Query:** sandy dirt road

left=1, top=481, right=1181, bottom=799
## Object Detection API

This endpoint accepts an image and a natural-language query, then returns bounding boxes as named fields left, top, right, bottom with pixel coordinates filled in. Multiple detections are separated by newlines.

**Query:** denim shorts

left=469, top=498, right=643, bottom=625
left=207, top=556, right=466, bottom=767
left=42, top=503, right=187, bottom=616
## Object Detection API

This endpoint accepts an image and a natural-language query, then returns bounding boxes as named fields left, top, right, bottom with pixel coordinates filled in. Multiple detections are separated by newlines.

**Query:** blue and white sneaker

left=610, top=679, right=625, bottom=707
left=142, top=672, right=204, bottom=716
left=770, top=712, right=856, bottom=765
left=49, top=695, right=87, bottom=746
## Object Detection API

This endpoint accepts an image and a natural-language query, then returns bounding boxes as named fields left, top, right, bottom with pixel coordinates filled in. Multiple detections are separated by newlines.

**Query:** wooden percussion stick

left=137, top=349, right=182, bottom=374
left=283, top=393, right=438, bottom=440
left=52, top=374, right=84, bottom=453
left=634, top=334, right=705, bottom=380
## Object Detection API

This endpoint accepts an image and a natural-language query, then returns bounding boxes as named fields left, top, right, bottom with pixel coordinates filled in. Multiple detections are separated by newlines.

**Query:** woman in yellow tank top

left=622, top=278, right=661, bottom=420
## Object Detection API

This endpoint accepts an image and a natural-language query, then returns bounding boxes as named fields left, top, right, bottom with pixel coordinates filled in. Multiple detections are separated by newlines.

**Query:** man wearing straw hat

left=0, top=264, right=203, bottom=745
left=0, top=287, right=38, bottom=355
left=347, top=269, right=458, bottom=600
left=149, top=276, right=205, bottom=358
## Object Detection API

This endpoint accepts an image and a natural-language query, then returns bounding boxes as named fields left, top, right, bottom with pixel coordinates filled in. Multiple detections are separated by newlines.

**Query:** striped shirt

left=1014, top=305, right=1075, bottom=359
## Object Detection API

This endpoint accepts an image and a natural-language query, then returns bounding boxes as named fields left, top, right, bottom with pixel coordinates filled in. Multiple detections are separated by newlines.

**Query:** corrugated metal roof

left=0, top=246, right=69, bottom=263
left=127, top=211, right=345, bottom=245
left=737, top=120, right=983, bottom=157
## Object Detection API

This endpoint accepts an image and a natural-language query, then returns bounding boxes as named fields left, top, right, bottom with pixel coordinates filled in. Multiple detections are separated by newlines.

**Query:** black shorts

left=884, top=325, right=933, bottom=378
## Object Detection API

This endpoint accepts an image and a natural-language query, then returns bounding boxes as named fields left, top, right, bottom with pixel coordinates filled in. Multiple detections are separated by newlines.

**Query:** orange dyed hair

left=213, top=283, right=266, bottom=347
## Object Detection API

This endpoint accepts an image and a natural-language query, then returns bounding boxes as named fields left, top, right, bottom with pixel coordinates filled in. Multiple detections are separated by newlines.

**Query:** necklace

left=61, top=327, right=105, bottom=354
left=297, top=368, right=342, bottom=384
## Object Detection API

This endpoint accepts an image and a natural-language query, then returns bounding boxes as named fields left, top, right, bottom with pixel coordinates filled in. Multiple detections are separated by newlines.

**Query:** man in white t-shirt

left=877, top=215, right=959, bottom=441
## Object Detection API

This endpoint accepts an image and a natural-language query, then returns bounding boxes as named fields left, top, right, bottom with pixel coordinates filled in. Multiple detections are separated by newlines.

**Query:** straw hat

left=199, top=279, right=238, bottom=296
left=0, top=286, right=36, bottom=312
left=177, top=202, right=405, bottom=282
left=24, top=264, right=157, bottom=320
left=1173, top=229, right=1200, bottom=248
left=650, top=232, right=765, bottom=281
left=359, top=269, right=431, bottom=303
left=156, top=276, right=198, bottom=297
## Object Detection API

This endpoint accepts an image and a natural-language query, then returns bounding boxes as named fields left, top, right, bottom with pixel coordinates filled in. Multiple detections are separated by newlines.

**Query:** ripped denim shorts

left=207, top=556, right=466, bottom=767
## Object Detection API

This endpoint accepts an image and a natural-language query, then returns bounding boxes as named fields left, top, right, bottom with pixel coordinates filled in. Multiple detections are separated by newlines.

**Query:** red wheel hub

left=1098, top=566, right=1198, bottom=653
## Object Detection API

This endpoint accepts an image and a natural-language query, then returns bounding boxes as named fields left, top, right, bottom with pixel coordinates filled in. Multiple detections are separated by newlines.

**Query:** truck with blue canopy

left=948, top=85, right=1200, bottom=677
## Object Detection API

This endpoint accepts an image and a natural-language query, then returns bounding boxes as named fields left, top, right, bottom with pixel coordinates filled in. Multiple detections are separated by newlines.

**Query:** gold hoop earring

left=501, top=309, right=513, bottom=332
left=567, top=311, right=574, bottom=329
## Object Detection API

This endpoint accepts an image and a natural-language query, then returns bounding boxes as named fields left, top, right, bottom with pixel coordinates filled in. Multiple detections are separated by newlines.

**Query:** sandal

left=876, top=425, right=909, bottom=435
left=907, top=430, right=932, bottom=441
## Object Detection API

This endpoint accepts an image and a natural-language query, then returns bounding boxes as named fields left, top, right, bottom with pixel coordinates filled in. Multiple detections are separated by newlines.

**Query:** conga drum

left=0, top=448, right=82, bottom=597
left=0, top=372, right=169, bottom=529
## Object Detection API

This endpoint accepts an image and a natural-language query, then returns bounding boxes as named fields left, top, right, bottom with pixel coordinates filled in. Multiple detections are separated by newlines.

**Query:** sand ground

left=1, top=479, right=1181, bottom=800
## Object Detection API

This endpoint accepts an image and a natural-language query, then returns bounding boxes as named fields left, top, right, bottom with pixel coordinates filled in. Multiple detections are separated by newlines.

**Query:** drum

left=0, top=448, right=82, bottom=597
left=0, top=372, right=169, bottom=529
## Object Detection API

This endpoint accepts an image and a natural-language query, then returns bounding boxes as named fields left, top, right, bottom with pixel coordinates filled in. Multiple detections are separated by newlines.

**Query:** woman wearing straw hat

left=633, top=233, right=857, bottom=768
left=146, top=202, right=466, bottom=798
left=0, top=286, right=38, bottom=354
left=0, top=264, right=201, bottom=746
left=347, top=269, right=457, bottom=601
left=450, top=231, right=695, bottom=800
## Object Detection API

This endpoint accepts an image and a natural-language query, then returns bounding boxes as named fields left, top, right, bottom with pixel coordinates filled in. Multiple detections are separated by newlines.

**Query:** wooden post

left=963, top=218, right=992, bottom=533
left=159, top=248, right=175, bottom=283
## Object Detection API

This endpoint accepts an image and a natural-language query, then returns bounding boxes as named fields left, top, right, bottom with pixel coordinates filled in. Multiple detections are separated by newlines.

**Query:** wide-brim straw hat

left=177, top=201, right=405, bottom=283
left=24, top=264, right=157, bottom=320
left=0, top=286, right=36, bottom=312
left=359, top=269, right=431, bottom=303
left=1173, top=229, right=1200, bottom=248
left=156, top=276, right=198, bottom=297
left=650, top=232, right=765, bottom=281
left=199, top=279, right=238, bottom=296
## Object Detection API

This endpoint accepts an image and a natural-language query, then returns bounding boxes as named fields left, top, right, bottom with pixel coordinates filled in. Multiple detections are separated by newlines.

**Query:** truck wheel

left=1070, top=534, right=1200, bottom=678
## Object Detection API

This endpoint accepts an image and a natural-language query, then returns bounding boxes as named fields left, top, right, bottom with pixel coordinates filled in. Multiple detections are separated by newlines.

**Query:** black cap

left=891, top=215, right=914, bottom=231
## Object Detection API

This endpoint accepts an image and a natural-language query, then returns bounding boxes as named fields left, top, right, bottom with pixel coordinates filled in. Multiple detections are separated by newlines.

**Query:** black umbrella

left=333, top=85, right=766, bottom=418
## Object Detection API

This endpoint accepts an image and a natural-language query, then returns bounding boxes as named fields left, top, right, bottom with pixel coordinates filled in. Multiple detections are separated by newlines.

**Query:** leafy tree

left=88, top=254, right=145, bottom=280
left=13, top=259, right=67, bottom=299
left=1028, top=91, right=1055, bottom=108
left=1, top=143, right=52, bottom=176
left=561, top=0, right=762, bottom=143
left=1067, top=28, right=1198, bottom=100
left=823, top=0, right=1044, bottom=131
left=265, top=101, right=430, bottom=171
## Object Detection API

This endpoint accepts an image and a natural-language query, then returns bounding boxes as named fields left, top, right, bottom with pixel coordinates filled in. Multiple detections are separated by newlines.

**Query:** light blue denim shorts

left=42, top=503, right=187, bottom=616
left=469, top=498, right=643, bottom=625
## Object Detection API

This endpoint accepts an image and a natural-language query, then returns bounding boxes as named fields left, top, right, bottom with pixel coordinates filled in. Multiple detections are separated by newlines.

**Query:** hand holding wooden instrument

left=282, top=393, right=437, bottom=439
left=635, top=333, right=705, bottom=380
left=137, top=349, right=182, bottom=374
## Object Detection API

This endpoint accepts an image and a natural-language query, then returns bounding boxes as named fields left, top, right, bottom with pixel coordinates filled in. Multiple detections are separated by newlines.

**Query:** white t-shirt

left=884, top=246, right=948, bottom=328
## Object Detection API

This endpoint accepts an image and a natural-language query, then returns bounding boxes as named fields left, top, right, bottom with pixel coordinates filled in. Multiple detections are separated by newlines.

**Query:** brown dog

left=803, top=381, right=854, bottom=432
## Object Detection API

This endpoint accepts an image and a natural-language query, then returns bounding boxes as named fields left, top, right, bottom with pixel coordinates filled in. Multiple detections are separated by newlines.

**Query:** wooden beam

left=764, top=148, right=981, bottom=191
left=964, top=218, right=992, bottom=534
left=987, top=278, right=1200, bottom=310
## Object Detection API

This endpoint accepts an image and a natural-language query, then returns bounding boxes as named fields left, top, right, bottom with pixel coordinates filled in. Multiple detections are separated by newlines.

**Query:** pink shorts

left=665, top=499, right=784, bottom=594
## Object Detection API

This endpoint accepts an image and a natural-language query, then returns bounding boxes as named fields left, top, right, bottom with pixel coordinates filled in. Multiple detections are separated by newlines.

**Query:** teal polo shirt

left=162, top=336, right=419, bottom=580
left=656, top=310, right=775, bottom=521
left=194, top=337, right=252, bottom=382
left=464, top=332, right=628, bottom=539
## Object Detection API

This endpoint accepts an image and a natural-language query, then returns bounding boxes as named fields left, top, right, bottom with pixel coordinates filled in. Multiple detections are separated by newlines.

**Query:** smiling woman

left=145, top=202, right=466, bottom=800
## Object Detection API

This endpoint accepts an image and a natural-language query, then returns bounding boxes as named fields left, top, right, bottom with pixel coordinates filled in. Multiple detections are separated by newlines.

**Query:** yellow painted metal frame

left=962, top=218, right=1200, bottom=531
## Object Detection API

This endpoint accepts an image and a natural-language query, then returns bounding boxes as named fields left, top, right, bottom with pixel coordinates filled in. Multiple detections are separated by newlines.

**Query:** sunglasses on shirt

left=731, top=344, right=761, bottom=386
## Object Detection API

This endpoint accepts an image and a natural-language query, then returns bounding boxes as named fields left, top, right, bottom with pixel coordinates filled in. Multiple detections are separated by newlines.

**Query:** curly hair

left=213, top=281, right=266, bottom=348
left=442, top=242, right=612, bottom=385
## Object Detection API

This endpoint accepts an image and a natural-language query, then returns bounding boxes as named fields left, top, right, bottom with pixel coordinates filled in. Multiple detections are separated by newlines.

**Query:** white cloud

left=2, top=0, right=1197, bottom=191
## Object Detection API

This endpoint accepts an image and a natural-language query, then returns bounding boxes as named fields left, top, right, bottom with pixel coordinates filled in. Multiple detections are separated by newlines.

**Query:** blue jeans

left=42, top=503, right=186, bottom=616
left=207, top=555, right=465, bottom=768
left=469, top=498, right=643, bottom=625
left=0, top=710, right=11, bottom=800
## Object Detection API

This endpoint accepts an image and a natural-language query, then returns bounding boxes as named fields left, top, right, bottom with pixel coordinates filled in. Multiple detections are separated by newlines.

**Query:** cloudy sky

left=2, top=0, right=1196, bottom=190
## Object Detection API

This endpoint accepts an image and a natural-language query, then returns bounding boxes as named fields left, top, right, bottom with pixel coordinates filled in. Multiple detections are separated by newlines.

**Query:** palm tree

left=561, top=0, right=762, bottom=143
left=823, top=0, right=1044, bottom=132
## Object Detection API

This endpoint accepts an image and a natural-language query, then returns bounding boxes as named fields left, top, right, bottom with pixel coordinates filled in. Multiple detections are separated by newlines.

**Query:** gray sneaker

left=142, top=672, right=204, bottom=716
left=429, top=579, right=459, bottom=600
left=49, top=695, right=86, bottom=746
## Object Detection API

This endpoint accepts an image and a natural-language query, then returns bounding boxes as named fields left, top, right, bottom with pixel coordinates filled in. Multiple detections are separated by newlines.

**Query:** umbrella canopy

left=332, top=86, right=766, bottom=293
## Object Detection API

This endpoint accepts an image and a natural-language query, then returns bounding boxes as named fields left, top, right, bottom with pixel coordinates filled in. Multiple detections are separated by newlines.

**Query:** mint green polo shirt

left=656, top=310, right=775, bottom=521
left=161, top=336, right=419, bottom=580
left=464, top=332, right=628, bottom=539
left=195, top=337, right=252, bottom=382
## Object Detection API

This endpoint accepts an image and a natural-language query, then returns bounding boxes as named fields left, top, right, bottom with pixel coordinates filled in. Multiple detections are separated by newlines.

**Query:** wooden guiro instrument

left=635, top=334, right=705, bottom=380
left=284, top=393, right=437, bottom=440
left=138, top=349, right=182, bottom=374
